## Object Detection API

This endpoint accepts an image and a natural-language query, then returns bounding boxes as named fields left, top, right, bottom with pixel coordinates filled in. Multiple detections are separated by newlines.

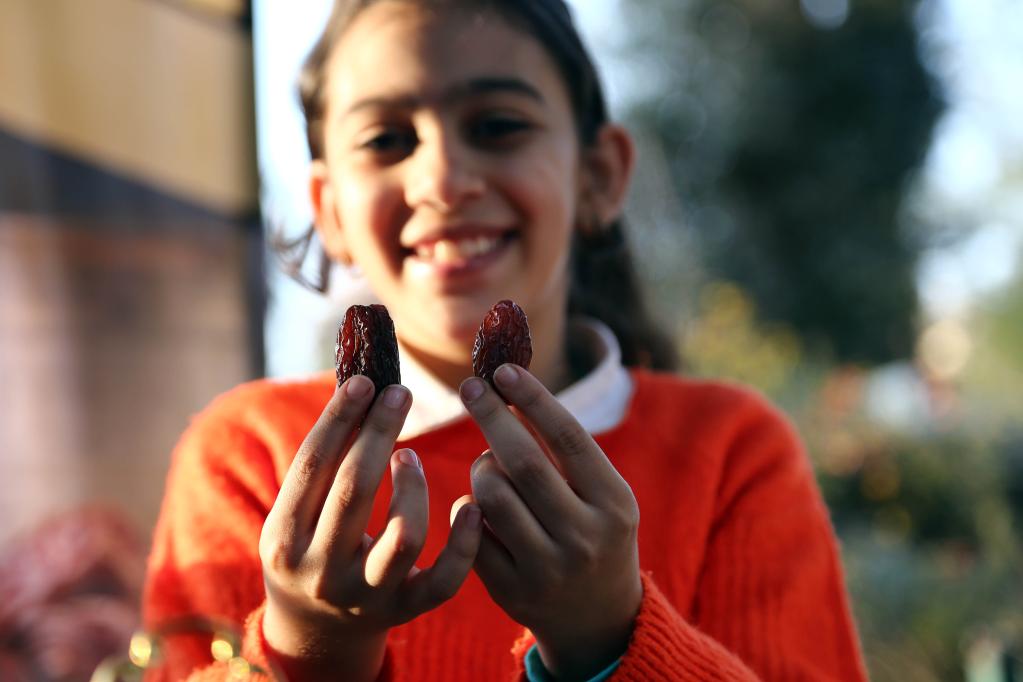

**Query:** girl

left=143, top=1, right=868, bottom=680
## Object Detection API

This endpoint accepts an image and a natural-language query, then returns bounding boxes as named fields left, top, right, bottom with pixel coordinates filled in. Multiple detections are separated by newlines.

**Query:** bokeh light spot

left=918, top=319, right=973, bottom=380
left=800, top=0, right=850, bottom=30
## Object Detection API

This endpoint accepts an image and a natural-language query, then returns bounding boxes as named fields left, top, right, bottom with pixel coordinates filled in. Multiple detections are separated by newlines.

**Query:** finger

left=313, top=384, right=412, bottom=555
left=472, top=522, right=517, bottom=598
left=401, top=501, right=483, bottom=614
left=459, top=377, right=581, bottom=528
left=470, top=451, right=554, bottom=561
left=362, top=449, right=428, bottom=590
left=491, top=364, right=626, bottom=505
left=269, top=376, right=375, bottom=542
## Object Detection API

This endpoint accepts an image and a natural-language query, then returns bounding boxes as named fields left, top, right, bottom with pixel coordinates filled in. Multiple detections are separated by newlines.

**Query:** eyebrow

left=341, top=77, right=546, bottom=118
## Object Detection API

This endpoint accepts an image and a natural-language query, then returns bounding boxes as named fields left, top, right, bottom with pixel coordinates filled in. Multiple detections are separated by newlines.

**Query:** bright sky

left=914, top=0, right=1023, bottom=318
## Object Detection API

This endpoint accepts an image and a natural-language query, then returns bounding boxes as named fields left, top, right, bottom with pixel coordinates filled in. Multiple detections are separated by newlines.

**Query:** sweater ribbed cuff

left=508, top=574, right=755, bottom=682
left=612, top=573, right=757, bottom=681
left=511, top=628, right=537, bottom=679
left=242, top=602, right=284, bottom=680
left=242, top=602, right=394, bottom=682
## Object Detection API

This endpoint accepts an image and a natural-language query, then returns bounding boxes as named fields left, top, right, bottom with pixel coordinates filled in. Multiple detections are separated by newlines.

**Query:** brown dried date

left=335, top=304, right=401, bottom=395
left=472, top=299, right=532, bottom=386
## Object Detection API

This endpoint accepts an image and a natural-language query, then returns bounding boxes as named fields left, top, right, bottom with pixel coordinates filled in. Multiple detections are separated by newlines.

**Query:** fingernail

left=383, top=385, right=408, bottom=409
left=495, top=364, right=519, bottom=388
left=460, top=377, right=485, bottom=403
left=397, top=448, right=420, bottom=468
left=346, top=376, right=372, bottom=398
left=465, top=505, right=482, bottom=530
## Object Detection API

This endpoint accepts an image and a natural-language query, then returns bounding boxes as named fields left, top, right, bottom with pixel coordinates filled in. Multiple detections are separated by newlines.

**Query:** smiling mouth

left=406, top=231, right=516, bottom=267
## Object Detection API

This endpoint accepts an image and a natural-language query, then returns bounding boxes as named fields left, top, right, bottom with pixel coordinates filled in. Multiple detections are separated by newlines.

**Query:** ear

left=310, top=159, right=352, bottom=266
left=578, top=123, right=635, bottom=229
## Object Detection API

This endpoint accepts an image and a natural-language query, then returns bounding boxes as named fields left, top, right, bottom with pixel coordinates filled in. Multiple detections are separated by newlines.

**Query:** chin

left=397, top=288, right=527, bottom=353
left=433, top=303, right=490, bottom=344
left=393, top=298, right=477, bottom=352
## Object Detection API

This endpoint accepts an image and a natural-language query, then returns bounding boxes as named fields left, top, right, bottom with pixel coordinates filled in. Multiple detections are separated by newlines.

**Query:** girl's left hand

left=459, top=364, right=643, bottom=681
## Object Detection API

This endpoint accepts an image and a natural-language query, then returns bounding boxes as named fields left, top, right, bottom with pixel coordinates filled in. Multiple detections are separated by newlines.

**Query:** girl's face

left=312, top=2, right=584, bottom=372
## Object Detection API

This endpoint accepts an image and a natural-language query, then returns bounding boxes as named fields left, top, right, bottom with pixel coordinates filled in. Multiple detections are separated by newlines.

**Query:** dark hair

left=276, top=0, right=678, bottom=371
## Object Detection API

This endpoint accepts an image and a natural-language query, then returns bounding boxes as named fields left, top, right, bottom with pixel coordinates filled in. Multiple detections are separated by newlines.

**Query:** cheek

left=338, top=176, right=406, bottom=271
left=507, top=142, right=579, bottom=225
left=505, top=162, right=577, bottom=300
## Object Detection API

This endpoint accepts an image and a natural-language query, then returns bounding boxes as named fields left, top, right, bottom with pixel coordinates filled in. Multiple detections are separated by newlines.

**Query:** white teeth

left=434, top=240, right=459, bottom=263
left=414, top=235, right=502, bottom=263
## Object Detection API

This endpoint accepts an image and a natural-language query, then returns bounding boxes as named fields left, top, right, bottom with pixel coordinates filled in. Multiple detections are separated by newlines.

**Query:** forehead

left=325, top=2, right=570, bottom=114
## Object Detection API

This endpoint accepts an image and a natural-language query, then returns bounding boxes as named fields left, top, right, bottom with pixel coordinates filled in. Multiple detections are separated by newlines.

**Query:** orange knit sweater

left=143, top=370, right=868, bottom=681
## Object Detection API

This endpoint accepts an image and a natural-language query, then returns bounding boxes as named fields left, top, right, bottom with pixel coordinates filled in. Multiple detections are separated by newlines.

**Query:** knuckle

left=291, top=447, right=325, bottom=481
left=334, top=475, right=373, bottom=511
left=362, top=411, right=397, bottom=438
left=518, top=381, right=546, bottom=411
left=610, top=487, right=641, bottom=532
left=564, top=535, right=599, bottom=568
left=390, top=530, right=425, bottom=564
left=608, top=507, right=639, bottom=538
left=473, top=395, right=504, bottom=424
left=322, top=398, right=345, bottom=424
left=624, top=498, right=641, bottom=531
left=506, top=454, right=546, bottom=488
left=551, top=420, right=591, bottom=458
left=258, top=532, right=295, bottom=573
left=600, top=485, right=639, bottom=524
left=324, top=395, right=361, bottom=428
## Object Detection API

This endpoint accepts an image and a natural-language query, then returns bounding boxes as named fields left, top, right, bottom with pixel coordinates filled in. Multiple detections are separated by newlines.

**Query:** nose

left=404, top=128, right=485, bottom=213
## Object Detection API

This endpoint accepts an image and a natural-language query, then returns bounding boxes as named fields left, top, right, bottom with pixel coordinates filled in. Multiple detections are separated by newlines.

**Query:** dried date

left=335, top=304, right=401, bottom=395
left=472, top=299, right=532, bottom=386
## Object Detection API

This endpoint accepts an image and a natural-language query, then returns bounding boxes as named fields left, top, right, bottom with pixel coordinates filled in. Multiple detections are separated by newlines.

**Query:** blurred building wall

left=0, top=0, right=256, bottom=215
left=0, top=0, right=260, bottom=547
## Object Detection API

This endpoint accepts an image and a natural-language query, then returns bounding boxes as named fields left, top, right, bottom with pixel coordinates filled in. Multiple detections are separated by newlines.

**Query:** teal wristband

left=523, top=644, right=621, bottom=682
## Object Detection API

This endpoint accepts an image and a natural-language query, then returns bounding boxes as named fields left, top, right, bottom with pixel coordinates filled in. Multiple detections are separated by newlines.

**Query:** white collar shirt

left=398, top=318, right=634, bottom=440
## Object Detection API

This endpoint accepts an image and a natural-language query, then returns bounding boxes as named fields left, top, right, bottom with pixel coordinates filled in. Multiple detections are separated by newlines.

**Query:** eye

left=467, top=114, right=533, bottom=147
left=356, top=126, right=417, bottom=160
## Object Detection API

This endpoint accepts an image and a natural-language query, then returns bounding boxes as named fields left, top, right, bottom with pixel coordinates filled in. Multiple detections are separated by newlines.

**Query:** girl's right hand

left=258, top=375, right=483, bottom=682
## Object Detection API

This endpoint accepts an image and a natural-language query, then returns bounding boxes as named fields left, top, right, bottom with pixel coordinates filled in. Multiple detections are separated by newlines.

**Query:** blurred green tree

left=624, top=0, right=942, bottom=364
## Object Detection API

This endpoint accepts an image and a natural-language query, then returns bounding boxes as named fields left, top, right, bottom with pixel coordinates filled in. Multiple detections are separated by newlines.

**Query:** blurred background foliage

left=612, top=0, right=1022, bottom=679
left=625, top=0, right=940, bottom=364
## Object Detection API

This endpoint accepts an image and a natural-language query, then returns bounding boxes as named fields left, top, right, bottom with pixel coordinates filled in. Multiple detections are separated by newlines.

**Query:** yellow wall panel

left=0, top=0, right=257, bottom=215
